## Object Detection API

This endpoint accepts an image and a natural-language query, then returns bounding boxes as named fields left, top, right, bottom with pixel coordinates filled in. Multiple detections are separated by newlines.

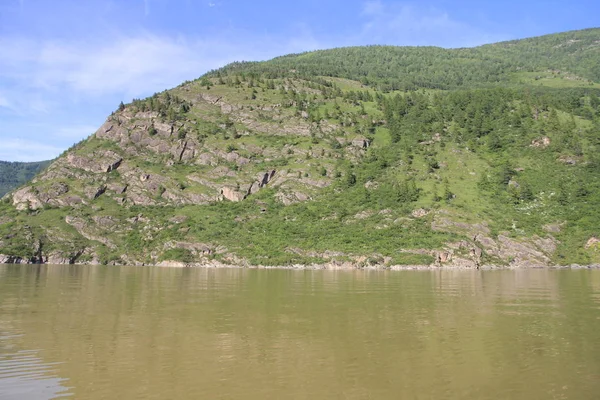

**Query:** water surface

left=1, top=265, right=599, bottom=399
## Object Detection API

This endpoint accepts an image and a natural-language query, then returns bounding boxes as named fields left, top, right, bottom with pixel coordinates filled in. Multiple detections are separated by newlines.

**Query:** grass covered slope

left=1, top=28, right=600, bottom=268
left=0, top=160, right=51, bottom=197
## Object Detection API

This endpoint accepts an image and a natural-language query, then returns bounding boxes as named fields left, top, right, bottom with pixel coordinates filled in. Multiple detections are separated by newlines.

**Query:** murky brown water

left=1, top=265, right=599, bottom=399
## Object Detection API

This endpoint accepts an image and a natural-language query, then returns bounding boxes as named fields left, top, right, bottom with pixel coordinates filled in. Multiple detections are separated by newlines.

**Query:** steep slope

left=1, top=29, right=600, bottom=268
left=0, top=160, right=51, bottom=197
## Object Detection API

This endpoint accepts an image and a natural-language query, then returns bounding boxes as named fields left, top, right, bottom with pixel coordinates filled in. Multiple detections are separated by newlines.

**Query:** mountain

left=1, top=28, right=600, bottom=268
left=0, top=160, right=51, bottom=197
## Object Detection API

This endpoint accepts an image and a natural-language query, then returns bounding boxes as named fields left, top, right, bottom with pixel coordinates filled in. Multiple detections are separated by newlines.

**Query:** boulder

left=85, top=185, right=107, bottom=200
left=248, top=182, right=261, bottom=195
left=105, top=158, right=123, bottom=172
left=221, top=187, right=246, bottom=202
left=351, top=137, right=371, bottom=148
left=437, top=252, right=453, bottom=263
left=12, top=187, right=43, bottom=210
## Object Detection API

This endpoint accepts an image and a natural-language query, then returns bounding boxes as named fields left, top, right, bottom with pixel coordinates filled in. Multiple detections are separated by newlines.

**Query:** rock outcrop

left=220, top=170, right=276, bottom=202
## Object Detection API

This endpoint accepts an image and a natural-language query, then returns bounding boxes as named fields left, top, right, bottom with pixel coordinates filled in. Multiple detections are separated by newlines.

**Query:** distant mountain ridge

left=209, top=28, right=600, bottom=91
left=1, top=28, right=599, bottom=268
left=0, top=160, right=51, bottom=197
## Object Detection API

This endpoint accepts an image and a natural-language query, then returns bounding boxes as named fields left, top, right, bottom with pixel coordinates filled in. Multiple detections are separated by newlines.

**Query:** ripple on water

left=0, top=266, right=600, bottom=399
left=0, top=332, right=72, bottom=400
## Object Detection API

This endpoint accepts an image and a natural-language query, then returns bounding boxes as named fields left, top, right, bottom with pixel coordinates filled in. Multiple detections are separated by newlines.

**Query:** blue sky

left=0, top=0, right=598, bottom=161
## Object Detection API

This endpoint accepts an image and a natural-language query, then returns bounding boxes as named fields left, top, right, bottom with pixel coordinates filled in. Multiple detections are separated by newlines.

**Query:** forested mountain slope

left=211, top=28, right=600, bottom=91
left=0, top=161, right=51, bottom=197
left=1, top=28, right=599, bottom=268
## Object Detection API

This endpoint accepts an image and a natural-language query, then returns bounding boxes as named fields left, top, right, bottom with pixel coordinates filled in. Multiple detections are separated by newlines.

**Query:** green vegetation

left=0, top=160, right=51, bottom=197
left=207, top=28, right=600, bottom=91
left=1, top=28, right=600, bottom=267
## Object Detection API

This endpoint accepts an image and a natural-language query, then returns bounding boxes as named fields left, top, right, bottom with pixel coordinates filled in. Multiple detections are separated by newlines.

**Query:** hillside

left=1, top=28, right=600, bottom=268
left=0, top=160, right=51, bottom=197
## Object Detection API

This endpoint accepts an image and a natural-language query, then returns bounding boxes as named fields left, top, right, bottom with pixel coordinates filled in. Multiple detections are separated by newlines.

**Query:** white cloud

left=0, top=29, right=325, bottom=160
left=0, top=35, right=232, bottom=99
left=0, top=138, right=64, bottom=162
left=0, top=30, right=325, bottom=107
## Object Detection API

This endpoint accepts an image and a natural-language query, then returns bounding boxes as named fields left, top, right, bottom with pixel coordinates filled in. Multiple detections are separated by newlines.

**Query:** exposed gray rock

left=248, top=181, right=261, bottom=195
left=169, top=216, right=188, bottom=224
left=108, top=183, right=128, bottom=194
left=495, top=234, right=552, bottom=266
left=66, top=150, right=123, bottom=174
left=92, top=216, right=116, bottom=229
left=543, top=223, right=562, bottom=233
left=12, top=187, right=43, bottom=210
left=45, top=250, right=85, bottom=265
left=106, top=158, right=123, bottom=172
left=354, top=210, right=374, bottom=220
left=259, top=170, right=276, bottom=187
left=197, top=152, right=216, bottom=165
left=437, top=252, right=452, bottom=263
left=364, top=181, right=379, bottom=190
left=221, top=187, right=246, bottom=202
left=65, top=216, right=116, bottom=249
left=47, top=182, right=69, bottom=197
left=63, top=195, right=84, bottom=207
left=530, top=235, right=558, bottom=255
left=0, top=254, right=31, bottom=264
left=275, top=191, right=311, bottom=205
left=411, top=208, right=430, bottom=218
left=155, top=261, right=189, bottom=268
left=531, top=136, right=551, bottom=148
left=351, top=137, right=371, bottom=148
left=85, top=185, right=107, bottom=200
left=126, top=190, right=156, bottom=206
left=432, top=216, right=491, bottom=237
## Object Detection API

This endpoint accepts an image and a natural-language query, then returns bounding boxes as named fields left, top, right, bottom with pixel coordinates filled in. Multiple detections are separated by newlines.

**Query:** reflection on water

left=0, top=265, right=599, bottom=399
left=0, top=332, right=71, bottom=400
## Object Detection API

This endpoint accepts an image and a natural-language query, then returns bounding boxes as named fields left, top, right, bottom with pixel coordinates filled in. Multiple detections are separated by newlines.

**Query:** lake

left=0, top=265, right=599, bottom=399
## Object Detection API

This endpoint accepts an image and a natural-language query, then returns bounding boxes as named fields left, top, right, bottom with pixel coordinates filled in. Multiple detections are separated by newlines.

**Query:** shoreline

left=1, top=259, right=599, bottom=271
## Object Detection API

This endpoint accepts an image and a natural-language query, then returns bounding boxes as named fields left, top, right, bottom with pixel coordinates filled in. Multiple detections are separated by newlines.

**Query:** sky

left=0, top=0, right=598, bottom=161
